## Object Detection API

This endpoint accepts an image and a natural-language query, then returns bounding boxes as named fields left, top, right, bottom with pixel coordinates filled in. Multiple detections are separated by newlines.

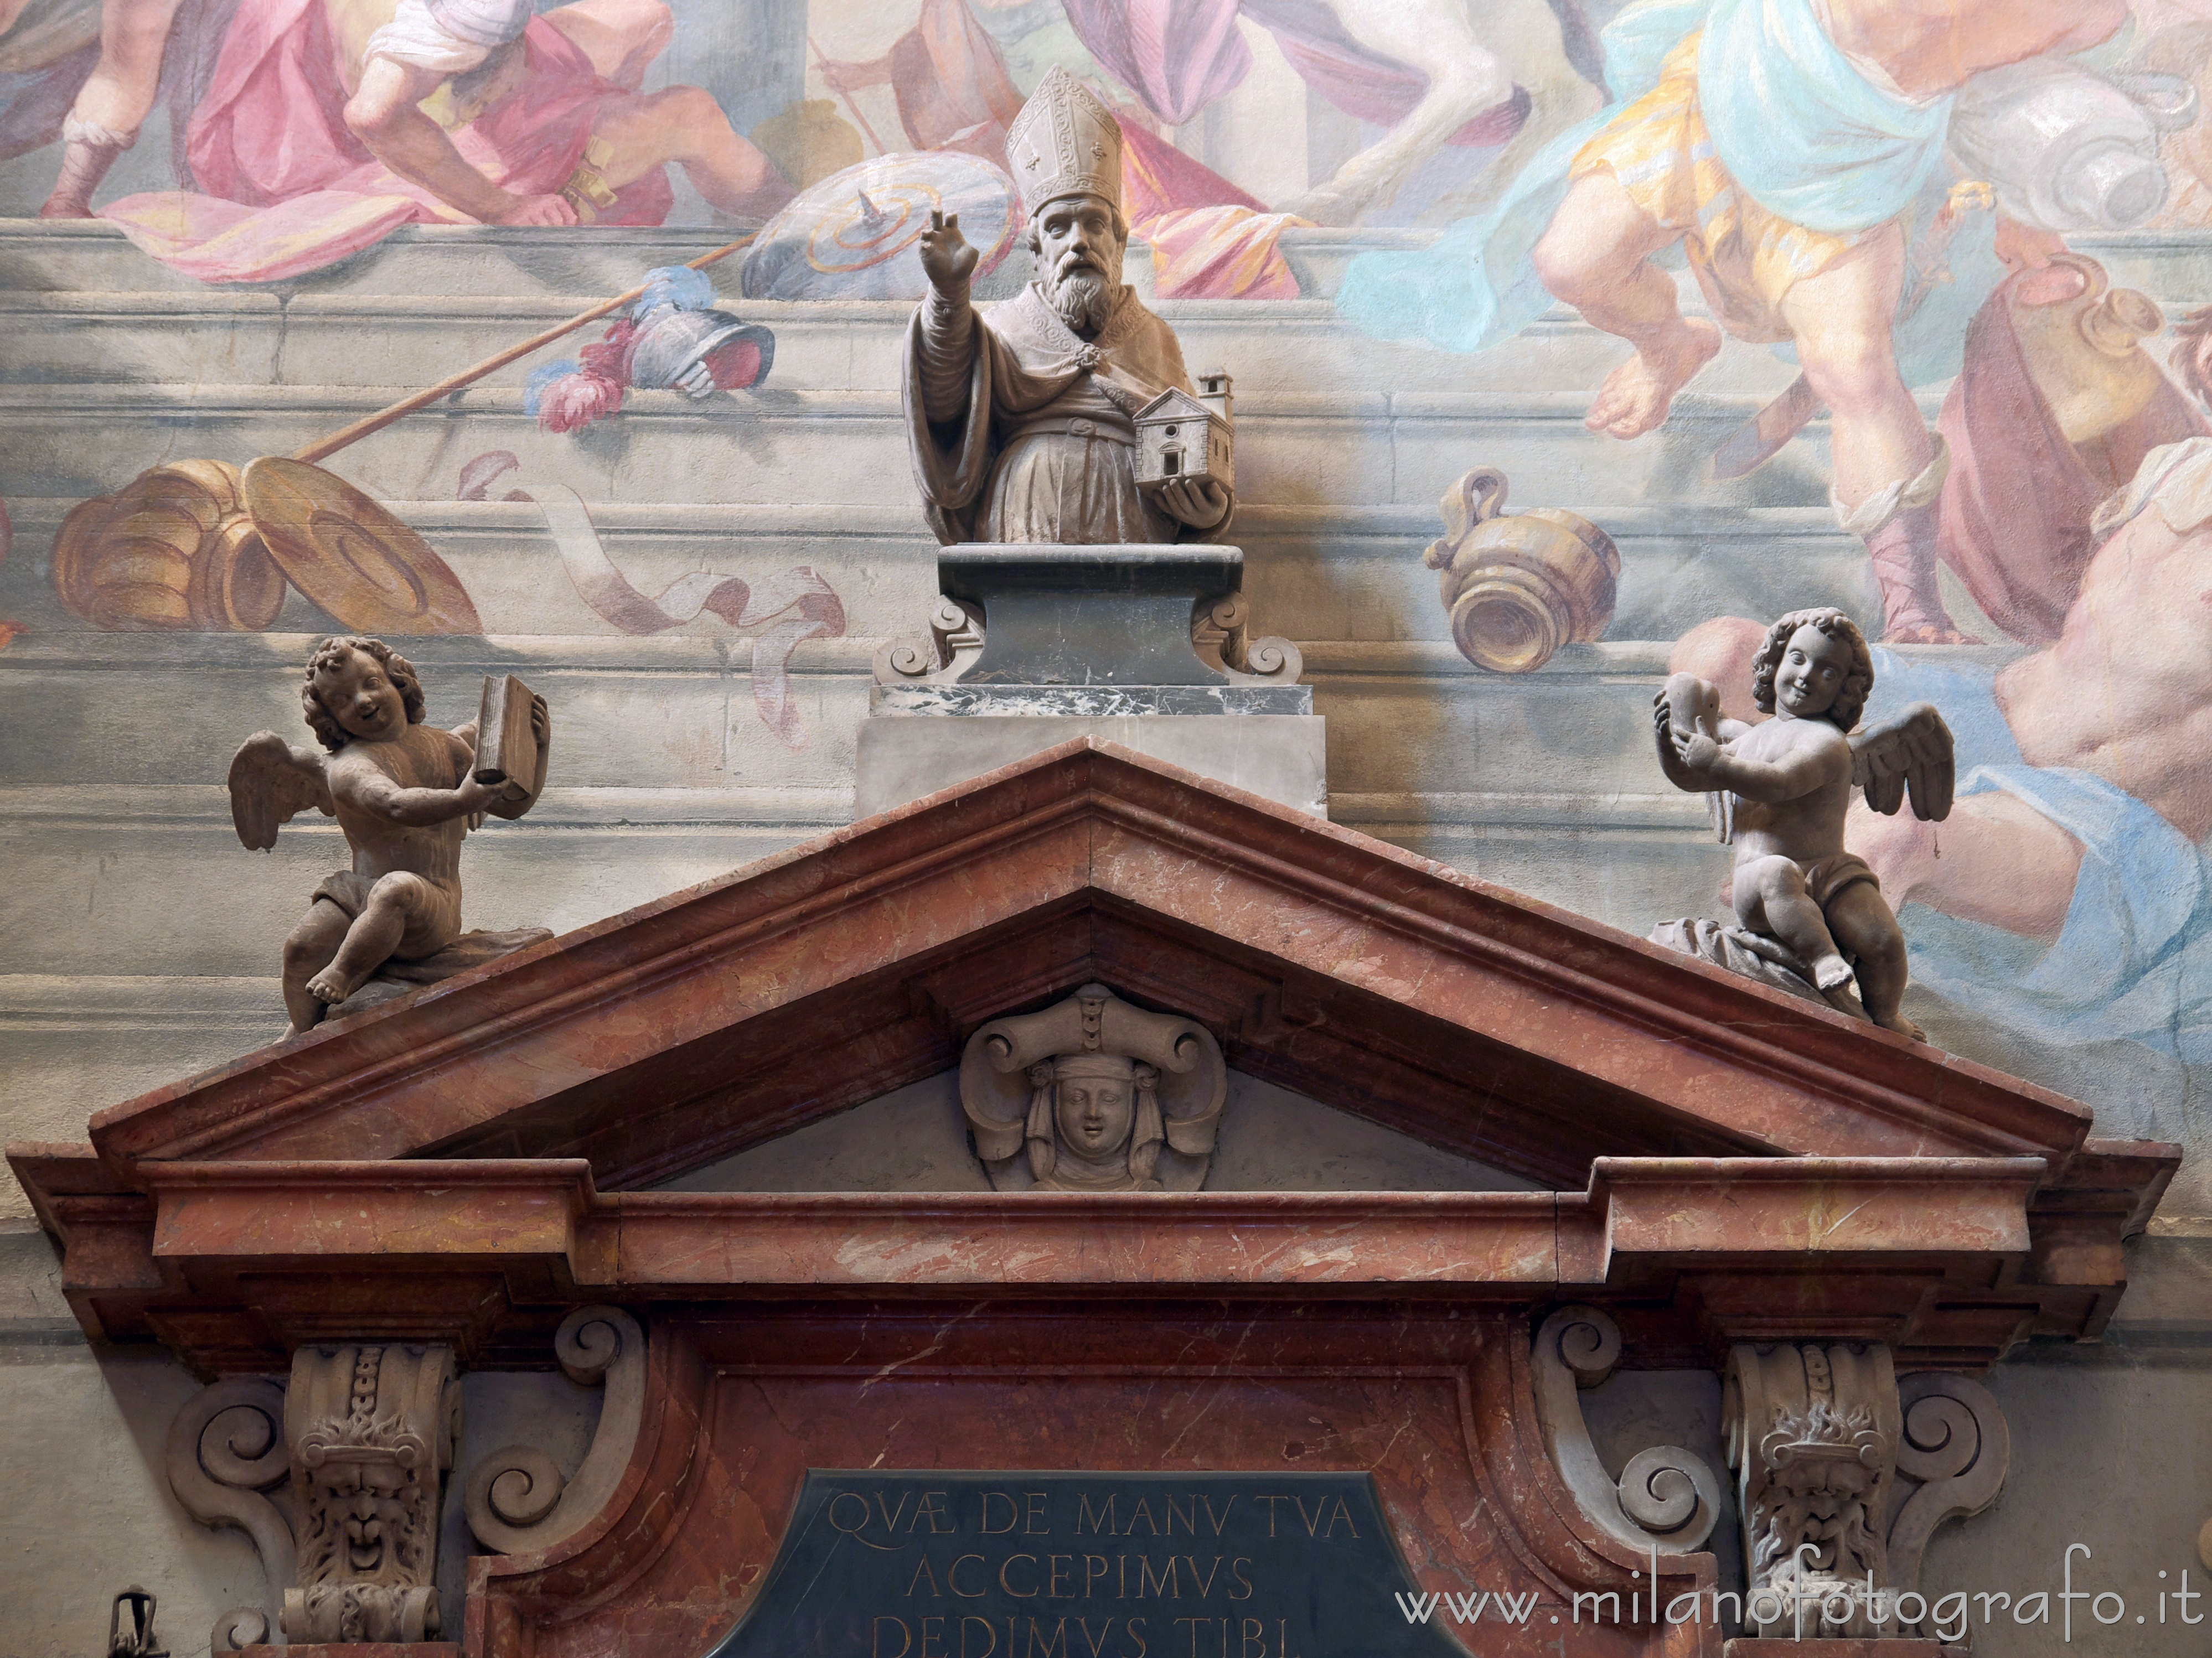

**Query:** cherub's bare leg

left=1824, top=879, right=1922, bottom=1039
left=305, top=873, right=437, bottom=1009
left=1736, top=853, right=1853, bottom=992
left=1532, top=171, right=1722, bottom=439
left=40, top=0, right=187, bottom=218
left=281, top=900, right=352, bottom=1033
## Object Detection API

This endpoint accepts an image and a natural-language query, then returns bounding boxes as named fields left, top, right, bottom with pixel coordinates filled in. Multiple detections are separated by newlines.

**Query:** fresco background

left=4, top=1, right=2212, bottom=1652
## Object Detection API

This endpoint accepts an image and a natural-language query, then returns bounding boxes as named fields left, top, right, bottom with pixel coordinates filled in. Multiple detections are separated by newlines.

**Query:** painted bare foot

left=37, top=194, right=95, bottom=219
left=304, top=966, right=356, bottom=1007
left=1882, top=621, right=1984, bottom=646
left=1586, top=319, right=1722, bottom=438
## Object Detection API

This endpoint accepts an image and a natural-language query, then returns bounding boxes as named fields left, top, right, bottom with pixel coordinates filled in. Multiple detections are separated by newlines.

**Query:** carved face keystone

left=1056, top=1072, right=1134, bottom=1157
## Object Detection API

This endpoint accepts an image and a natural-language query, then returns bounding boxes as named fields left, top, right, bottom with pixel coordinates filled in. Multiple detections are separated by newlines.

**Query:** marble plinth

left=856, top=711, right=1325, bottom=817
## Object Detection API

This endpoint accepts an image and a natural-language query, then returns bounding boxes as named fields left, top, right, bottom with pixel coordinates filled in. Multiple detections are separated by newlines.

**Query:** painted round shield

left=242, top=457, right=482, bottom=636
left=741, top=151, right=1020, bottom=302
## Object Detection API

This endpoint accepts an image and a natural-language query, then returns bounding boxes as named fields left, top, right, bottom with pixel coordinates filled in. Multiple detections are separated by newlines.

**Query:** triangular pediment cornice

left=54, top=741, right=2143, bottom=1194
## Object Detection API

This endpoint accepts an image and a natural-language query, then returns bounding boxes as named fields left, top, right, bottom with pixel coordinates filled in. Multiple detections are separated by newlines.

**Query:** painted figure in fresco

left=1655, top=607, right=1953, bottom=1037
left=95, top=0, right=791, bottom=281
left=1530, top=0, right=2127, bottom=646
left=1673, top=443, right=2212, bottom=1060
left=32, top=0, right=188, bottom=215
left=226, top=636, right=550, bottom=1032
left=904, top=65, right=1232, bottom=544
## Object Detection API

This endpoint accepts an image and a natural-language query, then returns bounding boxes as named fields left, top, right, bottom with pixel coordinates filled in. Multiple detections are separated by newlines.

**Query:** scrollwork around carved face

left=281, top=1343, right=458, bottom=1644
left=1727, top=1343, right=1901, bottom=1640
left=960, top=984, right=1227, bottom=1191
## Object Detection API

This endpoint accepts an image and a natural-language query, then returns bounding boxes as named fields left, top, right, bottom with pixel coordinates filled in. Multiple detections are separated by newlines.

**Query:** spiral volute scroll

left=165, top=1377, right=296, bottom=1649
left=874, top=597, right=984, bottom=684
left=465, top=1306, right=648, bottom=1556
left=1190, top=591, right=1303, bottom=684
left=210, top=1608, right=272, bottom=1652
left=1885, top=1372, right=2009, bottom=1609
left=1532, top=1305, right=1722, bottom=1555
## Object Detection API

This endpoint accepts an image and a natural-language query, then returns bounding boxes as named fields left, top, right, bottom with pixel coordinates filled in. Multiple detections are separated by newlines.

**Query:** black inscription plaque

left=701, top=1470, right=1471, bottom=1658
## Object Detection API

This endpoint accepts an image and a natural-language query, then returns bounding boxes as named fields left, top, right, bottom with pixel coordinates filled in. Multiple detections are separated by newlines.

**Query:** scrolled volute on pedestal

left=1531, top=1305, right=1723, bottom=1555
left=164, top=1377, right=296, bottom=1652
left=465, top=1306, right=648, bottom=1556
left=874, top=597, right=985, bottom=686
left=1191, top=592, right=1302, bottom=684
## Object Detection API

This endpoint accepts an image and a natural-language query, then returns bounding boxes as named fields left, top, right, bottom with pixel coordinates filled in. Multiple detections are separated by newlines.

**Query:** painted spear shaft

left=290, top=232, right=757, bottom=466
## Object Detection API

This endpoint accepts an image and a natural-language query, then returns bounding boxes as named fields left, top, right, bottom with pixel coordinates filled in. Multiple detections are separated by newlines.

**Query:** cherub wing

left=1850, top=702, right=1955, bottom=821
left=227, top=731, right=335, bottom=851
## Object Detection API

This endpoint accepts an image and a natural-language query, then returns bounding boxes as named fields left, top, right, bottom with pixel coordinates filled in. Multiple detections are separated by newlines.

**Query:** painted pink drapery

left=100, top=0, right=669, bottom=282
left=1938, top=276, right=2207, bottom=644
left=1062, top=0, right=1526, bottom=146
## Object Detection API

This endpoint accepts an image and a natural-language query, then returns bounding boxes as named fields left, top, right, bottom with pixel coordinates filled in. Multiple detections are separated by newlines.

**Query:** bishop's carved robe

left=903, top=280, right=1224, bottom=545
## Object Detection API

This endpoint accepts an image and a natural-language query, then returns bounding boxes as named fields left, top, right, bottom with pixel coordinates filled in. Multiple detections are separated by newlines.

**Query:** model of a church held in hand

left=1134, top=372, right=1234, bottom=494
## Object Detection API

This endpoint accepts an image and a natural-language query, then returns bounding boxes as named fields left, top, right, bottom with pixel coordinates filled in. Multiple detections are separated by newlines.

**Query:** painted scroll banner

left=459, top=453, right=845, bottom=749
left=702, top=1470, right=1473, bottom=1658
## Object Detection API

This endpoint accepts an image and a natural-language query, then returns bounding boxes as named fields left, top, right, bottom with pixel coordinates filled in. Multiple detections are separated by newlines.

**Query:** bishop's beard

left=1042, top=261, right=1120, bottom=338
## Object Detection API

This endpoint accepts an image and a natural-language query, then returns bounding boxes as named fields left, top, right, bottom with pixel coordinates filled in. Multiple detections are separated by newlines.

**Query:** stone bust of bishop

left=903, top=65, right=1232, bottom=546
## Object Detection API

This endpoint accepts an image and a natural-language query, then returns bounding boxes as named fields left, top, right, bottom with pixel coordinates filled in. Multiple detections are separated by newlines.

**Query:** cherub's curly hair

left=302, top=635, right=424, bottom=752
left=1749, top=607, right=1873, bottom=732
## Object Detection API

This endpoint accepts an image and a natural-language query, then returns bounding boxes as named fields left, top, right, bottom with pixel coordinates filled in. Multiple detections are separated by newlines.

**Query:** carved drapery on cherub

left=1651, top=607, right=1954, bottom=1036
left=228, top=636, right=554, bottom=1033
left=959, top=983, right=1227, bottom=1191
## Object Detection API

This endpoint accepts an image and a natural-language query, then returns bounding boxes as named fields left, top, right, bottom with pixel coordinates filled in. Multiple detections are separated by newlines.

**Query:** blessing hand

left=919, top=209, right=979, bottom=295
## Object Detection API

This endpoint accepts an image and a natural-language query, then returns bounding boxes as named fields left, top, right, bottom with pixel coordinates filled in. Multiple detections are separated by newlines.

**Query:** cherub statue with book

left=228, top=636, right=551, bottom=1032
left=1653, top=608, right=1953, bottom=1038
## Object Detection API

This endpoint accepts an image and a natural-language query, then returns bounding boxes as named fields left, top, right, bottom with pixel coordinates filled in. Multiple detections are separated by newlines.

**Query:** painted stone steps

left=2, top=217, right=2204, bottom=306
left=0, top=293, right=1810, bottom=401
left=0, top=381, right=1879, bottom=514
left=0, top=495, right=1876, bottom=645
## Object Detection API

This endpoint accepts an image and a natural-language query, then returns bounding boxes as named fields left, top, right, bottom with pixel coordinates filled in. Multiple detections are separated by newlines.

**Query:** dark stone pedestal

left=860, top=543, right=1323, bottom=816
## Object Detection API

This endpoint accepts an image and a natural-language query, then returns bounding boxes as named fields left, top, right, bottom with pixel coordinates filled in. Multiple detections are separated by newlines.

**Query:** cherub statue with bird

left=228, top=636, right=550, bottom=1033
left=1653, top=607, right=1953, bottom=1038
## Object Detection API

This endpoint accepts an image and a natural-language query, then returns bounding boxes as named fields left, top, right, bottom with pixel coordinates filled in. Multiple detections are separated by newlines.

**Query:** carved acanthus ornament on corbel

left=465, top=1307, right=647, bottom=1555
left=283, top=1342, right=461, bottom=1644
left=166, top=1379, right=296, bottom=1652
left=1725, top=1343, right=2009, bottom=1640
left=1532, top=1306, right=1724, bottom=1556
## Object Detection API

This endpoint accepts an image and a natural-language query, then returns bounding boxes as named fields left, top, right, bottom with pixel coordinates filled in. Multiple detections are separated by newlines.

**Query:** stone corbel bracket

left=874, top=597, right=985, bottom=686
left=1532, top=1305, right=1724, bottom=1555
left=1191, top=593, right=1303, bottom=684
left=165, top=1377, right=296, bottom=1651
left=464, top=1305, right=648, bottom=1555
left=1887, top=1372, right=2011, bottom=1633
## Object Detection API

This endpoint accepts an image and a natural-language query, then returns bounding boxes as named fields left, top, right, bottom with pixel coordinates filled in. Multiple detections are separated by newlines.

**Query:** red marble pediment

left=7, top=741, right=2177, bottom=1372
